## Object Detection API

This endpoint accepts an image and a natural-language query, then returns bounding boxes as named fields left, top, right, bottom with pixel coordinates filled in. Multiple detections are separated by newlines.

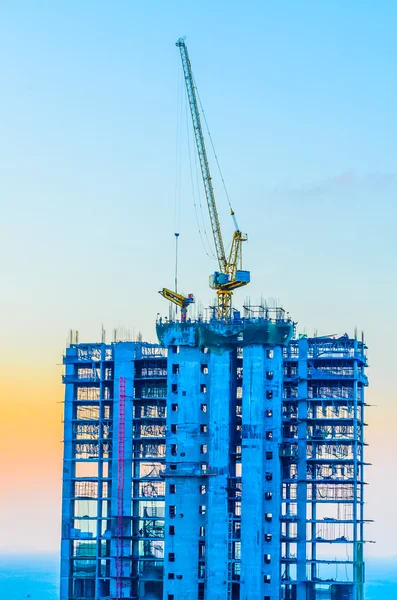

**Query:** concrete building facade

left=61, top=341, right=167, bottom=600
left=61, top=317, right=368, bottom=600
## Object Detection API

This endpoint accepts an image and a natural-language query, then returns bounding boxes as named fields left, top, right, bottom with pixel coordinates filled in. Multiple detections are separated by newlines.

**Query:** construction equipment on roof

left=176, top=37, right=250, bottom=319
left=159, top=287, right=195, bottom=322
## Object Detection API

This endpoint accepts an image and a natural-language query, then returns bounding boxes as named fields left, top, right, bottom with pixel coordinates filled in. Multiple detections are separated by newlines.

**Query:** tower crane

left=176, top=37, right=250, bottom=319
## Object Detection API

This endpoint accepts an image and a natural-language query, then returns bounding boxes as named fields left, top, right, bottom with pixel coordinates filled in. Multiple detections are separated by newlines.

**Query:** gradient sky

left=1, top=1, right=396, bottom=559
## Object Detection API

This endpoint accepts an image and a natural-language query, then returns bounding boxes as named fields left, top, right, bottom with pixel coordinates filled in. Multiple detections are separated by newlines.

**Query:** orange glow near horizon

left=0, top=359, right=394, bottom=555
left=0, top=365, right=64, bottom=552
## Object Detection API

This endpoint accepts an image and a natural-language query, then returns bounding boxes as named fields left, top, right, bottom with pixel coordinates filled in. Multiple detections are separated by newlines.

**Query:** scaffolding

left=280, top=336, right=369, bottom=600
left=61, top=334, right=368, bottom=600
left=61, top=341, right=167, bottom=600
left=116, top=377, right=126, bottom=600
left=227, top=512, right=234, bottom=600
left=131, top=347, right=166, bottom=600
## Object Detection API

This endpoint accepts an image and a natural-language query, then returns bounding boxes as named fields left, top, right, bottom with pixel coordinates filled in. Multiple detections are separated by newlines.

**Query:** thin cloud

left=272, top=171, right=397, bottom=197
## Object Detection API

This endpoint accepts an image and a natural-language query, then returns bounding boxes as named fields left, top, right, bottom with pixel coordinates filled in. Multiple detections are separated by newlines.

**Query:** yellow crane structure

left=159, top=288, right=194, bottom=323
left=160, top=38, right=250, bottom=321
left=176, top=37, right=250, bottom=319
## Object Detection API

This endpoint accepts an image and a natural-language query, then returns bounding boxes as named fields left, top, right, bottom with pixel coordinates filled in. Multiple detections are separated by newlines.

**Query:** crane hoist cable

left=194, top=79, right=233, bottom=214
left=184, top=86, right=216, bottom=260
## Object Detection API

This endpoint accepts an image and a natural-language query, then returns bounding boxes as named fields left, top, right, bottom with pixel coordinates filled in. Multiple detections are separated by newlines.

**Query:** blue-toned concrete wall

left=296, top=337, right=308, bottom=600
left=163, top=344, right=206, bottom=600
left=205, top=349, right=235, bottom=598
left=240, top=344, right=283, bottom=600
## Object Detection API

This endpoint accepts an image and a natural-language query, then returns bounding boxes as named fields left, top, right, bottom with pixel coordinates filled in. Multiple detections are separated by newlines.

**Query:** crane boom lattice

left=176, top=38, right=227, bottom=273
left=176, top=37, right=250, bottom=319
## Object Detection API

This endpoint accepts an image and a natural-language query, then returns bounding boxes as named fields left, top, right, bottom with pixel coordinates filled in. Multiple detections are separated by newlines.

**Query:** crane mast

left=176, top=37, right=250, bottom=319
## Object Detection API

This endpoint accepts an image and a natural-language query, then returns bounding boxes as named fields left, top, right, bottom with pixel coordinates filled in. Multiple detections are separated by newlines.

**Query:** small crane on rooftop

left=159, top=288, right=194, bottom=323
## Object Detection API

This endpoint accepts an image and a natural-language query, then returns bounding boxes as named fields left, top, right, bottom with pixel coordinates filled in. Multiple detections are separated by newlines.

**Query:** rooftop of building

left=156, top=308, right=295, bottom=350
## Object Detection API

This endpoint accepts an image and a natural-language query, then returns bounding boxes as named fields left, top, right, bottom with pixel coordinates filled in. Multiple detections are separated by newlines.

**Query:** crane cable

left=192, top=130, right=216, bottom=259
left=191, top=113, right=217, bottom=259
left=174, top=63, right=182, bottom=235
left=175, top=55, right=216, bottom=261
left=193, top=74, right=234, bottom=215
left=183, top=74, right=216, bottom=260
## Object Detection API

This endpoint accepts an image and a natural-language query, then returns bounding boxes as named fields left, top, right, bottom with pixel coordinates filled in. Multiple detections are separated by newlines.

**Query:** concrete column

left=296, top=338, right=308, bottom=600
left=240, top=344, right=283, bottom=600
left=60, top=348, right=75, bottom=600
left=110, top=343, right=134, bottom=599
left=163, top=344, right=207, bottom=600
left=205, top=349, right=234, bottom=599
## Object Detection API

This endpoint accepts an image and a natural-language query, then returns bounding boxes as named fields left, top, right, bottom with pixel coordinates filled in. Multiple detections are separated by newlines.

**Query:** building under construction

left=60, top=316, right=368, bottom=600
left=60, top=37, right=369, bottom=600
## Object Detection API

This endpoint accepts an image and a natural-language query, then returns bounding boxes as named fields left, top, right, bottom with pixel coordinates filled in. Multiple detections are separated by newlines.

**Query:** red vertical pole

left=116, top=377, right=126, bottom=599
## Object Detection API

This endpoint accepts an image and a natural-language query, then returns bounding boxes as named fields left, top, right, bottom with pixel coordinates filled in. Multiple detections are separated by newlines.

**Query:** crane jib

left=177, top=39, right=227, bottom=273
left=176, top=37, right=250, bottom=319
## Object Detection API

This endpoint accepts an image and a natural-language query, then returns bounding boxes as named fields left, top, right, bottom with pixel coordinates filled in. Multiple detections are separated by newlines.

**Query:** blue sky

left=0, top=1, right=396, bottom=559
left=1, top=1, right=396, bottom=338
